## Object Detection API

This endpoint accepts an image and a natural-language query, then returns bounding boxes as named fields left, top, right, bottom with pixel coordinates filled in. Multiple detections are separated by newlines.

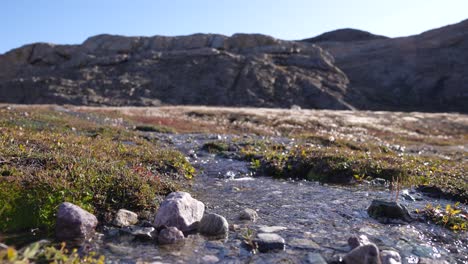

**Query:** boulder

left=367, top=200, right=413, bottom=223
left=198, top=213, right=229, bottom=238
left=55, top=202, right=98, bottom=242
left=158, top=226, right=185, bottom=245
left=113, top=209, right=138, bottom=227
left=343, top=244, right=381, bottom=264
left=153, top=192, right=205, bottom=232
left=239, top=208, right=258, bottom=222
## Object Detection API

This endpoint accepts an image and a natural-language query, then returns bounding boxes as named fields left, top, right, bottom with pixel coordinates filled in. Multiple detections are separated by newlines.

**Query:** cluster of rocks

left=54, top=193, right=431, bottom=263
left=55, top=192, right=230, bottom=246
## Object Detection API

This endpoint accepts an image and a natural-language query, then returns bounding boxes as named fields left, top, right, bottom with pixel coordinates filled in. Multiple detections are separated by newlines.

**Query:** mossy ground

left=0, top=107, right=195, bottom=233
left=89, top=106, right=466, bottom=203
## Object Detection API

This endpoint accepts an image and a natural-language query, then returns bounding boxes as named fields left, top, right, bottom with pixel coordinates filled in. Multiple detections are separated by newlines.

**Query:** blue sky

left=1, top=0, right=467, bottom=54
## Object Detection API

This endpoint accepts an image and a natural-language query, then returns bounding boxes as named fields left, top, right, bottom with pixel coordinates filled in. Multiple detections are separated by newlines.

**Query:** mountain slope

left=303, top=19, right=468, bottom=112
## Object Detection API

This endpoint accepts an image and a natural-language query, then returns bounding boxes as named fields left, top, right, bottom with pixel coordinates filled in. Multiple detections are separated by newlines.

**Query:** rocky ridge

left=0, top=33, right=351, bottom=110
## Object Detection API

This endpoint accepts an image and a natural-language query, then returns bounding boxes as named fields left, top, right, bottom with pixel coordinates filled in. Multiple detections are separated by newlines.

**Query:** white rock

left=153, top=192, right=205, bottom=232
left=113, top=209, right=138, bottom=227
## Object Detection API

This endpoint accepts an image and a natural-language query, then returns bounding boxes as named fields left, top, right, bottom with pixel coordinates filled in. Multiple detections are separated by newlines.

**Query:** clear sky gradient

left=1, top=0, right=467, bottom=54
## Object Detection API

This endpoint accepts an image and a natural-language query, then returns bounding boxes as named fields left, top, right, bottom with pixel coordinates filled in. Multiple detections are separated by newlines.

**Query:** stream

left=98, top=132, right=467, bottom=264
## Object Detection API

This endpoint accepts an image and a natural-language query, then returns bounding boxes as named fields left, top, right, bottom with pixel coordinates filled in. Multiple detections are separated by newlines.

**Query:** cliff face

left=303, top=20, right=468, bottom=112
left=1, top=19, right=467, bottom=112
left=0, top=34, right=352, bottom=110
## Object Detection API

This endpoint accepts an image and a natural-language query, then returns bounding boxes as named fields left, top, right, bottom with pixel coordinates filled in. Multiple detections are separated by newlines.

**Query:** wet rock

left=367, top=200, right=412, bottom=223
left=380, top=250, right=402, bottom=264
left=201, top=255, right=220, bottom=263
left=113, top=209, right=138, bottom=227
left=258, top=225, right=287, bottom=233
left=348, top=234, right=371, bottom=249
left=158, top=226, right=185, bottom=245
left=343, top=244, right=381, bottom=264
left=198, top=213, right=229, bottom=238
left=254, top=233, right=285, bottom=252
left=120, top=225, right=156, bottom=240
left=401, top=190, right=416, bottom=202
left=306, top=252, right=327, bottom=264
left=370, top=178, right=388, bottom=186
left=289, top=238, right=320, bottom=250
left=418, top=258, right=449, bottom=264
left=55, top=202, right=98, bottom=242
left=239, top=208, right=258, bottom=222
left=153, top=191, right=205, bottom=232
left=106, top=243, right=132, bottom=255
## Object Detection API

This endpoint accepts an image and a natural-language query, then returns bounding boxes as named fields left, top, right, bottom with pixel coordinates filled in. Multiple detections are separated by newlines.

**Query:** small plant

left=240, top=227, right=258, bottom=254
left=390, top=175, right=402, bottom=203
left=416, top=202, right=467, bottom=232
left=0, top=242, right=105, bottom=263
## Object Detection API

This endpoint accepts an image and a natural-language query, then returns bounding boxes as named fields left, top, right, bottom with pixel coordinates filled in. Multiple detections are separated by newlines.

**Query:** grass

left=0, top=108, right=195, bottom=233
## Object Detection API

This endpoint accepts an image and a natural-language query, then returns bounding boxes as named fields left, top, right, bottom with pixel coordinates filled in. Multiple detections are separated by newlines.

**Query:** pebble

left=254, top=233, right=285, bottom=252
left=257, top=225, right=287, bottom=233
left=305, top=252, right=327, bottom=264
left=239, top=208, right=258, bottom=222
left=288, top=238, right=320, bottom=250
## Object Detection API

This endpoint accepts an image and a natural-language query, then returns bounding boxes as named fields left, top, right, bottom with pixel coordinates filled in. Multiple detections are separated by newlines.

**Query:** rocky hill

left=0, top=34, right=352, bottom=110
left=0, top=19, right=467, bottom=112
left=303, top=19, right=468, bottom=112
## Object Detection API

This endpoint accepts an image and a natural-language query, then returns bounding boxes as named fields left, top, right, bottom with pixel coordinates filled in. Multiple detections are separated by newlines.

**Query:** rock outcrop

left=0, top=33, right=351, bottom=110
left=303, top=19, right=468, bottom=112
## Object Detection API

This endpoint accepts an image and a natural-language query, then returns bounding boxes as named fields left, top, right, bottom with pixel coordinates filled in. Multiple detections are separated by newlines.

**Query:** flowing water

left=95, top=133, right=468, bottom=264
left=4, top=131, right=467, bottom=263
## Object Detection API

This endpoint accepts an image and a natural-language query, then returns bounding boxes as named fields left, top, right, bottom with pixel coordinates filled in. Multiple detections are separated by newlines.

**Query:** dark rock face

left=0, top=33, right=351, bottom=110
left=304, top=19, right=468, bottom=113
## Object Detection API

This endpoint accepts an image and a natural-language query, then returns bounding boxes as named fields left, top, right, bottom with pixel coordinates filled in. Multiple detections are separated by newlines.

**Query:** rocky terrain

left=1, top=19, right=467, bottom=112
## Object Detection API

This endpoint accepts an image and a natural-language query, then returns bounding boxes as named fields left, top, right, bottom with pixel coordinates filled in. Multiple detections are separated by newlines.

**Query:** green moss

left=202, top=141, right=230, bottom=153
left=240, top=137, right=466, bottom=201
left=0, top=109, right=195, bottom=233
left=135, top=125, right=176, bottom=134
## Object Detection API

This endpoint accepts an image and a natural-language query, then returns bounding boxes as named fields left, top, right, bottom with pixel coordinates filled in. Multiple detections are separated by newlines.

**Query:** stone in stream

left=120, top=225, right=156, bottom=240
left=113, top=209, right=138, bottom=227
left=418, top=258, right=449, bottom=264
left=348, top=234, right=371, bottom=249
left=55, top=202, right=98, bottom=242
left=198, top=213, right=229, bottom=238
left=254, top=233, right=285, bottom=252
left=257, top=225, right=287, bottom=233
left=153, top=191, right=205, bottom=232
left=367, top=200, right=413, bottom=223
left=158, top=226, right=185, bottom=245
left=239, top=208, right=258, bottom=222
left=380, top=250, right=402, bottom=264
left=305, top=252, right=327, bottom=264
left=343, top=243, right=381, bottom=264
